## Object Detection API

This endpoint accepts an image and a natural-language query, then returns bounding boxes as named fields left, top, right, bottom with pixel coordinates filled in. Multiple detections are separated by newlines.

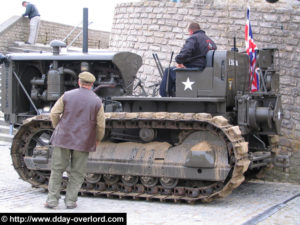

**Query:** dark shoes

left=25, top=41, right=32, bottom=44
left=45, top=200, right=77, bottom=209
left=44, top=201, right=58, bottom=209
left=65, top=201, right=77, bottom=209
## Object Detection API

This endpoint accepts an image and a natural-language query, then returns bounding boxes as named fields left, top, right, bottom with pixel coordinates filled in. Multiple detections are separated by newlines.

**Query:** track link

left=11, top=112, right=250, bottom=203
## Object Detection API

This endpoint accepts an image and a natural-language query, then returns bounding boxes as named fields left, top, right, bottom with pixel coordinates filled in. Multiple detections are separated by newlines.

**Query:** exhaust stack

left=83, top=8, right=88, bottom=53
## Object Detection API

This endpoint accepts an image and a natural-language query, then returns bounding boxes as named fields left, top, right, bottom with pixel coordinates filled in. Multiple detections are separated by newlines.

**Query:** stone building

left=109, top=0, right=300, bottom=182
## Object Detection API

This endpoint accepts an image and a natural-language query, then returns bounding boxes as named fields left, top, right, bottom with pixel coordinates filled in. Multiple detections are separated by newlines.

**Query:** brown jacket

left=50, top=87, right=105, bottom=152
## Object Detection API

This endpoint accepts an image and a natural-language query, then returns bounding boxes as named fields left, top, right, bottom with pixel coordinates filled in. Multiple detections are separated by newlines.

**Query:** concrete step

left=0, top=123, right=16, bottom=132
left=0, top=131, right=13, bottom=143
left=0, top=115, right=6, bottom=124
left=0, top=140, right=11, bottom=147
left=0, top=111, right=15, bottom=143
left=0, top=124, right=11, bottom=132
left=0, top=117, right=6, bottom=126
left=0, top=112, right=5, bottom=122
left=0, top=115, right=16, bottom=131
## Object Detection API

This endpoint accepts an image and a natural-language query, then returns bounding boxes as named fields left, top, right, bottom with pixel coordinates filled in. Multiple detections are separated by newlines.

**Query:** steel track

left=11, top=112, right=250, bottom=203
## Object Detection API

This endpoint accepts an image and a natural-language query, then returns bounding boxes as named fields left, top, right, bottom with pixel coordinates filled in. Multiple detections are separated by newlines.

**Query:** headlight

left=43, top=106, right=51, bottom=113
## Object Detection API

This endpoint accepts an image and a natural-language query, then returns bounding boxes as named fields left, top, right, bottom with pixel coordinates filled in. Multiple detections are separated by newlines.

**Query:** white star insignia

left=182, top=77, right=195, bottom=91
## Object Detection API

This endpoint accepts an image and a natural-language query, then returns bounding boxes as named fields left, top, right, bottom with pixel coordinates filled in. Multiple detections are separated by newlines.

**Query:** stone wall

left=0, top=16, right=110, bottom=53
left=110, top=0, right=300, bottom=182
left=0, top=16, right=28, bottom=53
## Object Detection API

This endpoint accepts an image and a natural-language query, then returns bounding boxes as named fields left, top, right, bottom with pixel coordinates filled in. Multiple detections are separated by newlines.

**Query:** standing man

left=45, top=72, right=106, bottom=209
left=160, top=22, right=217, bottom=97
left=22, top=1, right=40, bottom=44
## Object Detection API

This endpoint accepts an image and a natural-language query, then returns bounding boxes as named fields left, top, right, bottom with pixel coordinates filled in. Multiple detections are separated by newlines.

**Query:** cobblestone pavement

left=0, top=142, right=299, bottom=225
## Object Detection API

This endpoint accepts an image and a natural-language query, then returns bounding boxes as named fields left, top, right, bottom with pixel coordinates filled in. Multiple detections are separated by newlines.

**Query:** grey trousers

left=47, top=147, right=89, bottom=205
left=28, top=16, right=40, bottom=44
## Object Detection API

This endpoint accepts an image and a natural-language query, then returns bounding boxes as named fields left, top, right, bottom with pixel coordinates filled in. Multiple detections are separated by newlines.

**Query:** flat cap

left=78, top=72, right=96, bottom=83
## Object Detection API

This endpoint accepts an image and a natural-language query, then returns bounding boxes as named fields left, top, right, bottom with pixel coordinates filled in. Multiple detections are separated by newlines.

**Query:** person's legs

left=64, top=150, right=89, bottom=208
left=159, top=66, right=176, bottom=97
left=46, top=147, right=70, bottom=207
left=169, top=68, right=177, bottom=96
left=28, top=16, right=40, bottom=44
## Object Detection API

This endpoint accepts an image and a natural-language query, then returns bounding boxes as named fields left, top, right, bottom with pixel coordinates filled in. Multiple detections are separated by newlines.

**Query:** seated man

left=160, top=22, right=217, bottom=97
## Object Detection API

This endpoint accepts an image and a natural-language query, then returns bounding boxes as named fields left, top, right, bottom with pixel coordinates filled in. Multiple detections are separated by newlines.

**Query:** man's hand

left=176, top=63, right=185, bottom=68
left=96, top=141, right=100, bottom=146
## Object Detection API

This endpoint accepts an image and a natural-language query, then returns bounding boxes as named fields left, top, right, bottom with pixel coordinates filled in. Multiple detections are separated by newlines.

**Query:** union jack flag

left=245, top=7, right=259, bottom=92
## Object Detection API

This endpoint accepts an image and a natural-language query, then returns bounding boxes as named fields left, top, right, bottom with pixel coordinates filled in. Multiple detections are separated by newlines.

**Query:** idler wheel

left=140, top=176, right=158, bottom=188
left=85, top=174, right=102, bottom=184
left=103, top=174, right=120, bottom=185
left=159, top=177, right=178, bottom=189
left=121, top=175, right=139, bottom=187
left=139, top=128, right=157, bottom=142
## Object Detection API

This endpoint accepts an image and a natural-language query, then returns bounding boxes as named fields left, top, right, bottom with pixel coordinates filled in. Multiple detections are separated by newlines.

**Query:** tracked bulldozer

left=0, top=10, right=284, bottom=203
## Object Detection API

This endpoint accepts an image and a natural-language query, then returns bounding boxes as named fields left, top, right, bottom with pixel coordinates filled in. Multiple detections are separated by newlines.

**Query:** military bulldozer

left=0, top=46, right=284, bottom=203
left=0, top=11, right=284, bottom=204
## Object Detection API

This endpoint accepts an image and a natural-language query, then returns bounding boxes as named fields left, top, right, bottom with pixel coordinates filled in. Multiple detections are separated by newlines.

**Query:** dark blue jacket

left=23, top=3, right=40, bottom=19
left=175, top=30, right=217, bottom=69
